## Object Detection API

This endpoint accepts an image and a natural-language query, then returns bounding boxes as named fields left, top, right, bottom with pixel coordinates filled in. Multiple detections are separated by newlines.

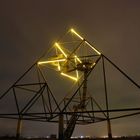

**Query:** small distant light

left=102, top=135, right=108, bottom=138
left=83, top=65, right=86, bottom=68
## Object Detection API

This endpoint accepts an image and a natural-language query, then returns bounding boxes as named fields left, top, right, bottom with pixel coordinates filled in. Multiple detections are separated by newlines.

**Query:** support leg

left=16, top=119, right=22, bottom=140
left=107, top=119, right=112, bottom=140
left=59, top=114, right=64, bottom=140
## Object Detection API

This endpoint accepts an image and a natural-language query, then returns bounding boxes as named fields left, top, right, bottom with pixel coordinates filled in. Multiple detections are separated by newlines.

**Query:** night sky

left=0, top=0, right=140, bottom=138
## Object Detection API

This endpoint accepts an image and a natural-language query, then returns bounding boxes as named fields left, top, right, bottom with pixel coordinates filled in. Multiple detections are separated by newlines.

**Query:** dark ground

left=1, top=136, right=140, bottom=140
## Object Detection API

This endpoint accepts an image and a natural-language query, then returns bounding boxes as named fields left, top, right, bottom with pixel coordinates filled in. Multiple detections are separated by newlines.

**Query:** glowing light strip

left=61, top=72, right=78, bottom=81
left=55, top=43, right=67, bottom=58
left=70, top=28, right=84, bottom=40
left=58, top=62, right=61, bottom=71
left=70, top=28, right=101, bottom=55
left=85, top=41, right=101, bottom=55
left=74, top=57, right=79, bottom=79
left=91, top=62, right=96, bottom=68
left=76, top=70, right=79, bottom=79
left=74, top=55, right=82, bottom=63
left=38, top=59, right=66, bottom=65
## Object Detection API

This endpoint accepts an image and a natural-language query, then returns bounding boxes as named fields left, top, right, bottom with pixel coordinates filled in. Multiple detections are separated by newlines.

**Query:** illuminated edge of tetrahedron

left=38, top=28, right=101, bottom=81
left=70, top=28, right=101, bottom=55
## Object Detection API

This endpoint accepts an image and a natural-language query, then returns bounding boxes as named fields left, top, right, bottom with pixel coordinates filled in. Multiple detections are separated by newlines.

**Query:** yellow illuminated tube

left=38, top=59, right=66, bottom=65
left=61, top=72, right=78, bottom=81
left=74, top=55, right=82, bottom=63
left=55, top=43, right=67, bottom=58
left=74, top=57, right=79, bottom=79
left=85, top=41, right=101, bottom=55
left=91, top=62, right=96, bottom=68
left=70, top=28, right=84, bottom=40
left=57, top=62, right=61, bottom=71
left=70, top=28, right=101, bottom=55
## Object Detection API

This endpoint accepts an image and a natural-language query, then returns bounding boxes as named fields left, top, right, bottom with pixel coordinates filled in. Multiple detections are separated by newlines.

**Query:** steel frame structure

left=0, top=29, right=140, bottom=140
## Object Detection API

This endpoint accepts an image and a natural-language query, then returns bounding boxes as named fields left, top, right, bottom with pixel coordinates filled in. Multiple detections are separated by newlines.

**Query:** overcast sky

left=0, top=0, right=140, bottom=137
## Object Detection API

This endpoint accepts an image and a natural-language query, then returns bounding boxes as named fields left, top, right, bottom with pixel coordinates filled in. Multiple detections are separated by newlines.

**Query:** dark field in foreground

left=1, top=136, right=140, bottom=140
